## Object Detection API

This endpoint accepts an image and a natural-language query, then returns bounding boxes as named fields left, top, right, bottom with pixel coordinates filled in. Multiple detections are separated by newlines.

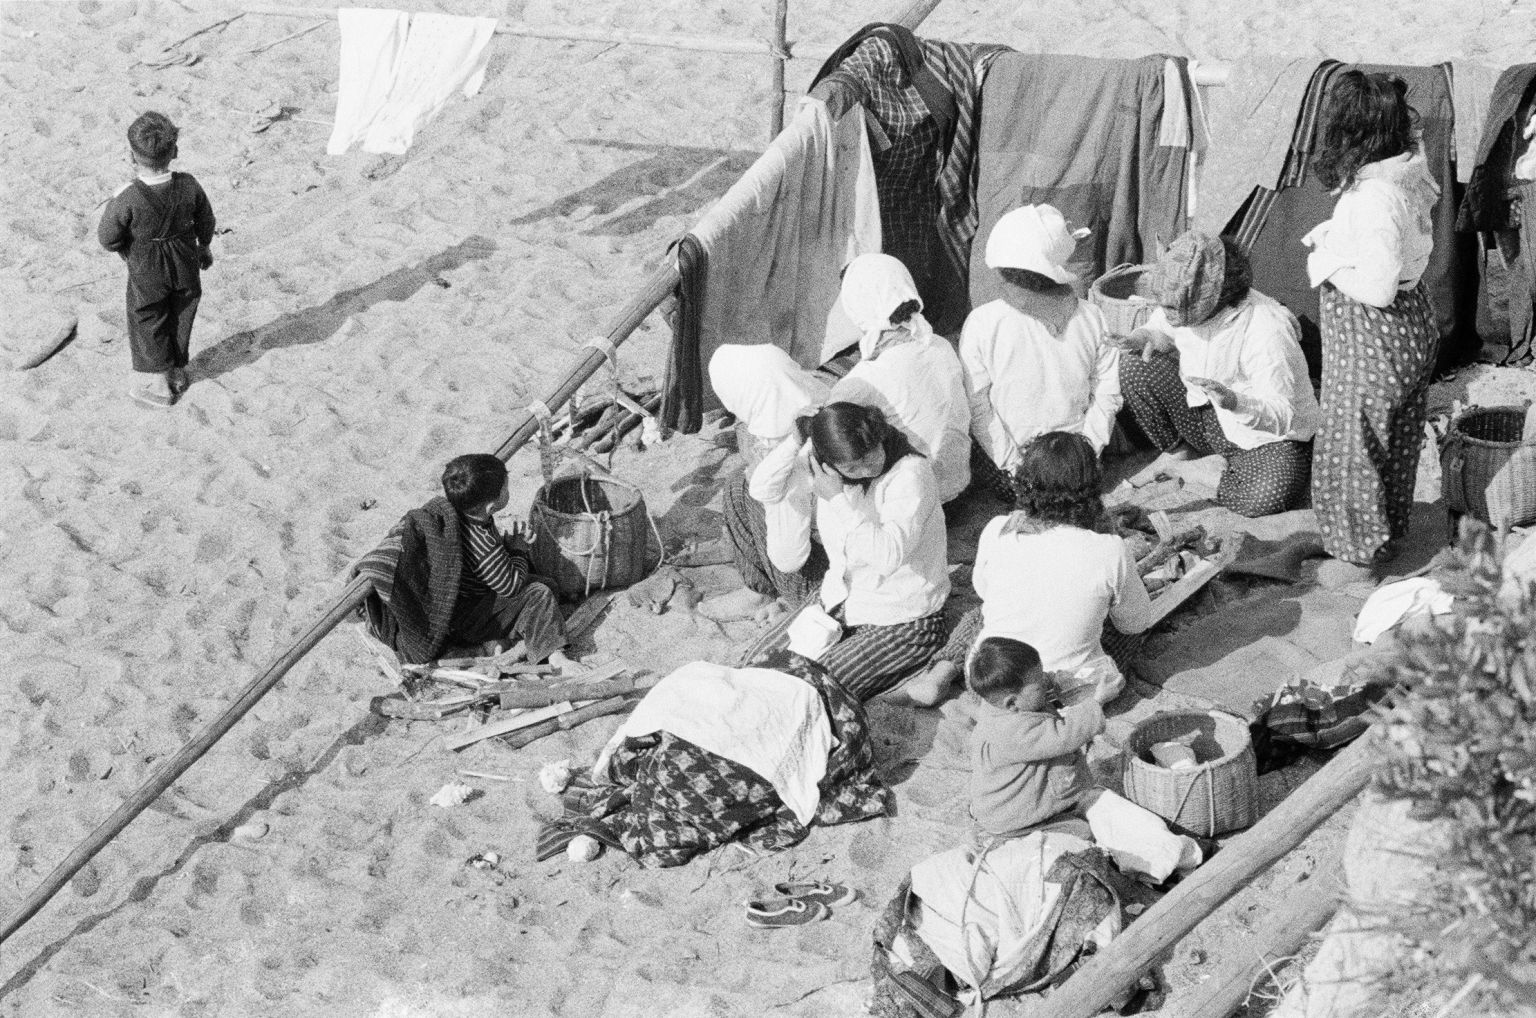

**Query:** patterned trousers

left=720, top=473, right=827, bottom=603
left=1312, top=284, right=1437, bottom=564
left=738, top=600, right=947, bottom=702
left=1119, top=351, right=1313, bottom=518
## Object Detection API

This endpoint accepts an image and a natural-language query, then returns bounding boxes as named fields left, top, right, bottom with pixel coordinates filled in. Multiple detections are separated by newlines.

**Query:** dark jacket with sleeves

left=98, top=172, right=216, bottom=294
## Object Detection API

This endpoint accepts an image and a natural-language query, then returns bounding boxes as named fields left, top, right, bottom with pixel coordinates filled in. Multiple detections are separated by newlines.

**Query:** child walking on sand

left=967, top=636, right=1202, bottom=883
left=98, top=111, right=216, bottom=408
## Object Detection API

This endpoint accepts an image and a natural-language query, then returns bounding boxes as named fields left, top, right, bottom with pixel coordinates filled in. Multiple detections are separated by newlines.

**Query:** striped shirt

left=459, top=515, right=529, bottom=599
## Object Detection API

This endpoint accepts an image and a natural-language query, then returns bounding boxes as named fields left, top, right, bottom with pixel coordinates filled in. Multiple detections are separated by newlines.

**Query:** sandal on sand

left=131, top=385, right=177, bottom=408
left=744, top=896, right=829, bottom=928
left=773, top=880, right=858, bottom=907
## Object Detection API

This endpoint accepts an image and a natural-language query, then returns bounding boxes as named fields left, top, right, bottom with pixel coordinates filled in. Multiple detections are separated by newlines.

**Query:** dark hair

left=998, top=267, right=1071, bottom=295
left=1313, top=71, right=1414, bottom=191
left=441, top=454, right=507, bottom=514
left=889, top=298, right=921, bottom=326
left=808, top=402, right=919, bottom=490
left=968, top=637, right=1044, bottom=700
left=128, top=111, right=179, bottom=169
left=1012, top=431, right=1103, bottom=530
left=1215, top=236, right=1252, bottom=314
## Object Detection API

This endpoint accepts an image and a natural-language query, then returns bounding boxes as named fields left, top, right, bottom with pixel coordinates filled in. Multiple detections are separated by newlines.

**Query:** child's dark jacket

left=352, top=497, right=464, bottom=664
left=98, top=173, right=216, bottom=294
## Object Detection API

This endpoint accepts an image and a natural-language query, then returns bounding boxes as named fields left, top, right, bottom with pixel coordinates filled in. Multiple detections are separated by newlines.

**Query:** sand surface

left=2, top=1, right=1533, bottom=1015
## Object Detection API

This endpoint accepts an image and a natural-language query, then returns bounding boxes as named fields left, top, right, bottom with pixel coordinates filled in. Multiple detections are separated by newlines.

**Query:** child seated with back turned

left=356, top=454, right=574, bottom=669
left=967, top=636, right=1201, bottom=883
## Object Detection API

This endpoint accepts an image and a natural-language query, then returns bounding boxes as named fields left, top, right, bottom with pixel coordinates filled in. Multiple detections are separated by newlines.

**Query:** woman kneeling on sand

left=902, top=431, right=1152, bottom=707
left=739, top=402, right=950, bottom=701
left=704, top=344, right=829, bottom=621
left=1115, top=231, right=1319, bottom=517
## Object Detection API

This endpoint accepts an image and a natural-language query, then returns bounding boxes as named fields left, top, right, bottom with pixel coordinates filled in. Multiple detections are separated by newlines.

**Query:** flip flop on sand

left=743, top=896, right=829, bottom=928
left=773, top=881, right=858, bottom=908
left=131, top=384, right=177, bottom=408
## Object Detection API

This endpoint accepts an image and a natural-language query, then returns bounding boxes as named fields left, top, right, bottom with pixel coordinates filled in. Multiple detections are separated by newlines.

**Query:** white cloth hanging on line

left=327, top=8, right=497, bottom=156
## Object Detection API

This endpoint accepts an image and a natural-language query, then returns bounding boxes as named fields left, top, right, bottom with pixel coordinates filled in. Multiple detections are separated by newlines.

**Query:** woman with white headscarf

left=708, top=344, right=830, bottom=617
left=830, top=253, right=971, bottom=503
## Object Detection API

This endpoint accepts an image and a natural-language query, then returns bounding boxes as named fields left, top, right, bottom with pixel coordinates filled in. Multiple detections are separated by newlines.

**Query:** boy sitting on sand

left=967, top=637, right=1201, bottom=883
left=98, top=111, right=216, bottom=408
left=355, top=454, right=574, bottom=668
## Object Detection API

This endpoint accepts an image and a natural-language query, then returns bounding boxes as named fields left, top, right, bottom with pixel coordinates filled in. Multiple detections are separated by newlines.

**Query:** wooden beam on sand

left=1176, top=857, right=1343, bottom=1018
left=0, top=0, right=950, bottom=951
left=1040, top=732, right=1377, bottom=1017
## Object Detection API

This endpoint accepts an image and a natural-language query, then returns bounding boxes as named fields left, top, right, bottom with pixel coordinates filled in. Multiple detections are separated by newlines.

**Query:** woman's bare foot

left=899, top=660, right=961, bottom=707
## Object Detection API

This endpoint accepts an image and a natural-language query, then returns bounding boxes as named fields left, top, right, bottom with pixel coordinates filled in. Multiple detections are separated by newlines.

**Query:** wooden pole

left=1040, top=734, right=1377, bottom=1017
left=0, top=576, right=373, bottom=947
left=1174, top=859, right=1343, bottom=1018
left=0, top=0, right=955, bottom=954
left=769, top=0, right=790, bottom=140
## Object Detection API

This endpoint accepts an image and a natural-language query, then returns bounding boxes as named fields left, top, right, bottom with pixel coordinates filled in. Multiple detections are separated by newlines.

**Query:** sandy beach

left=1, top=0, right=1533, bottom=1015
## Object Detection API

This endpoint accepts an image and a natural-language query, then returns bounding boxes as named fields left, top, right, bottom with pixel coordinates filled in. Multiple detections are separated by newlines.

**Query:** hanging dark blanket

left=970, top=54, right=1192, bottom=311
left=660, top=234, right=707, bottom=433
left=1233, top=62, right=1476, bottom=375
left=1456, top=64, right=1536, bottom=364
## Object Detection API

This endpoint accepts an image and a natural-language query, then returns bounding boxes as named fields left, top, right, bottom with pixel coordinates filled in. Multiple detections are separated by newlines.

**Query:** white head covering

left=708, top=344, right=830, bottom=440
left=838, top=253, right=934, bottom=359
left=984, top=204, right=1090, bottom=284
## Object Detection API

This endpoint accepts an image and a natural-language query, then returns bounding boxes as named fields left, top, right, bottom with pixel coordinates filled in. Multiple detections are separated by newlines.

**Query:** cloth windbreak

left=707, top=344, right=830, bottom=440
left=839, top=253, right=934, bottom=359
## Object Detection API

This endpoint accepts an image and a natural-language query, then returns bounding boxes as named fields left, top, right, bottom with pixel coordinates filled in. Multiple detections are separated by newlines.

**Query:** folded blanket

left=350, top=496, right=463, bottom=664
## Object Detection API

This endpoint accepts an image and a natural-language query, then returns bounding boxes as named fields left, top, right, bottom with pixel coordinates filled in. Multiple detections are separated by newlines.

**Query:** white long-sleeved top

left=960, top=298, right=1122, bottom=467
left=1303, top=149, right=1438, bottom=308
left=830, top=332, right=972, bottom=503
left=748, top=435, right=818, bottom=574
left=817, top=453, right=950, bottom=626
left=1137, top=291, right=1321, bottom=450
left=972, top=517, right=1151, bottom=701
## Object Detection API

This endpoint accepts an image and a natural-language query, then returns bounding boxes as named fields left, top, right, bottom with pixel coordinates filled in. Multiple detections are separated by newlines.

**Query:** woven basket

left=1121, top=709, right=1259, bottom=837
left=1440, top=405, right=1536, bottom=528
left=1088, top=263, right=1157, bottom=338
left=529, top=475, right=657, bottom=600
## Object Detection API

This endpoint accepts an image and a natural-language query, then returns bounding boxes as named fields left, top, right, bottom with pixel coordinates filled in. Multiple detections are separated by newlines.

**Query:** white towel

left=363, top=12, right=497, bottom=155
left=592, top=662, right=833, bottom=825
left=326, top=8, right=410, bottom=156
left=1352, top=577, right=1454, bottom=644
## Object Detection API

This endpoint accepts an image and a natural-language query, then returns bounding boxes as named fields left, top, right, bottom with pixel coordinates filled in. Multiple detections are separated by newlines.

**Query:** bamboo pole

left=0, top=0, right=953, bottom=954
left=769, top=0, right=790, bottom=139
left=1041, top=734, right=1377, bottom=1017
left=0, top=575, right=373, bottom=946
left=241, top=6, right=834, bottom=59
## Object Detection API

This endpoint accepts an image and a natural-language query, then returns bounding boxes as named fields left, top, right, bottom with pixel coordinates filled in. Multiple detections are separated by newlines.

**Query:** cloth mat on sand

left=1138, top=592, right=1363, bottom=716
left=1224, top=532, right=1328, bottom=582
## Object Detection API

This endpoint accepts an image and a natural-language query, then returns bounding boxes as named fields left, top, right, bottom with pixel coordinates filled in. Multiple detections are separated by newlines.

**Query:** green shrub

left=1370, top=524, right=1536, bottom=1005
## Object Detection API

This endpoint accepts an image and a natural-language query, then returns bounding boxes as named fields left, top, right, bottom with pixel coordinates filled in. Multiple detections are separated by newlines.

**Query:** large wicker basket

left=1088, top=263, right=1157, bottom=338
left=1121, top=709, right=1259, bottom=837
left=529, top=475, right=657, bottom=600
left=1440, top=405, right=1536, bottom=529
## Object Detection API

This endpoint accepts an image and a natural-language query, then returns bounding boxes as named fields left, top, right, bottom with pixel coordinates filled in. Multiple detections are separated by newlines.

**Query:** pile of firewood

left=367, top=645, right=653, bottom=752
